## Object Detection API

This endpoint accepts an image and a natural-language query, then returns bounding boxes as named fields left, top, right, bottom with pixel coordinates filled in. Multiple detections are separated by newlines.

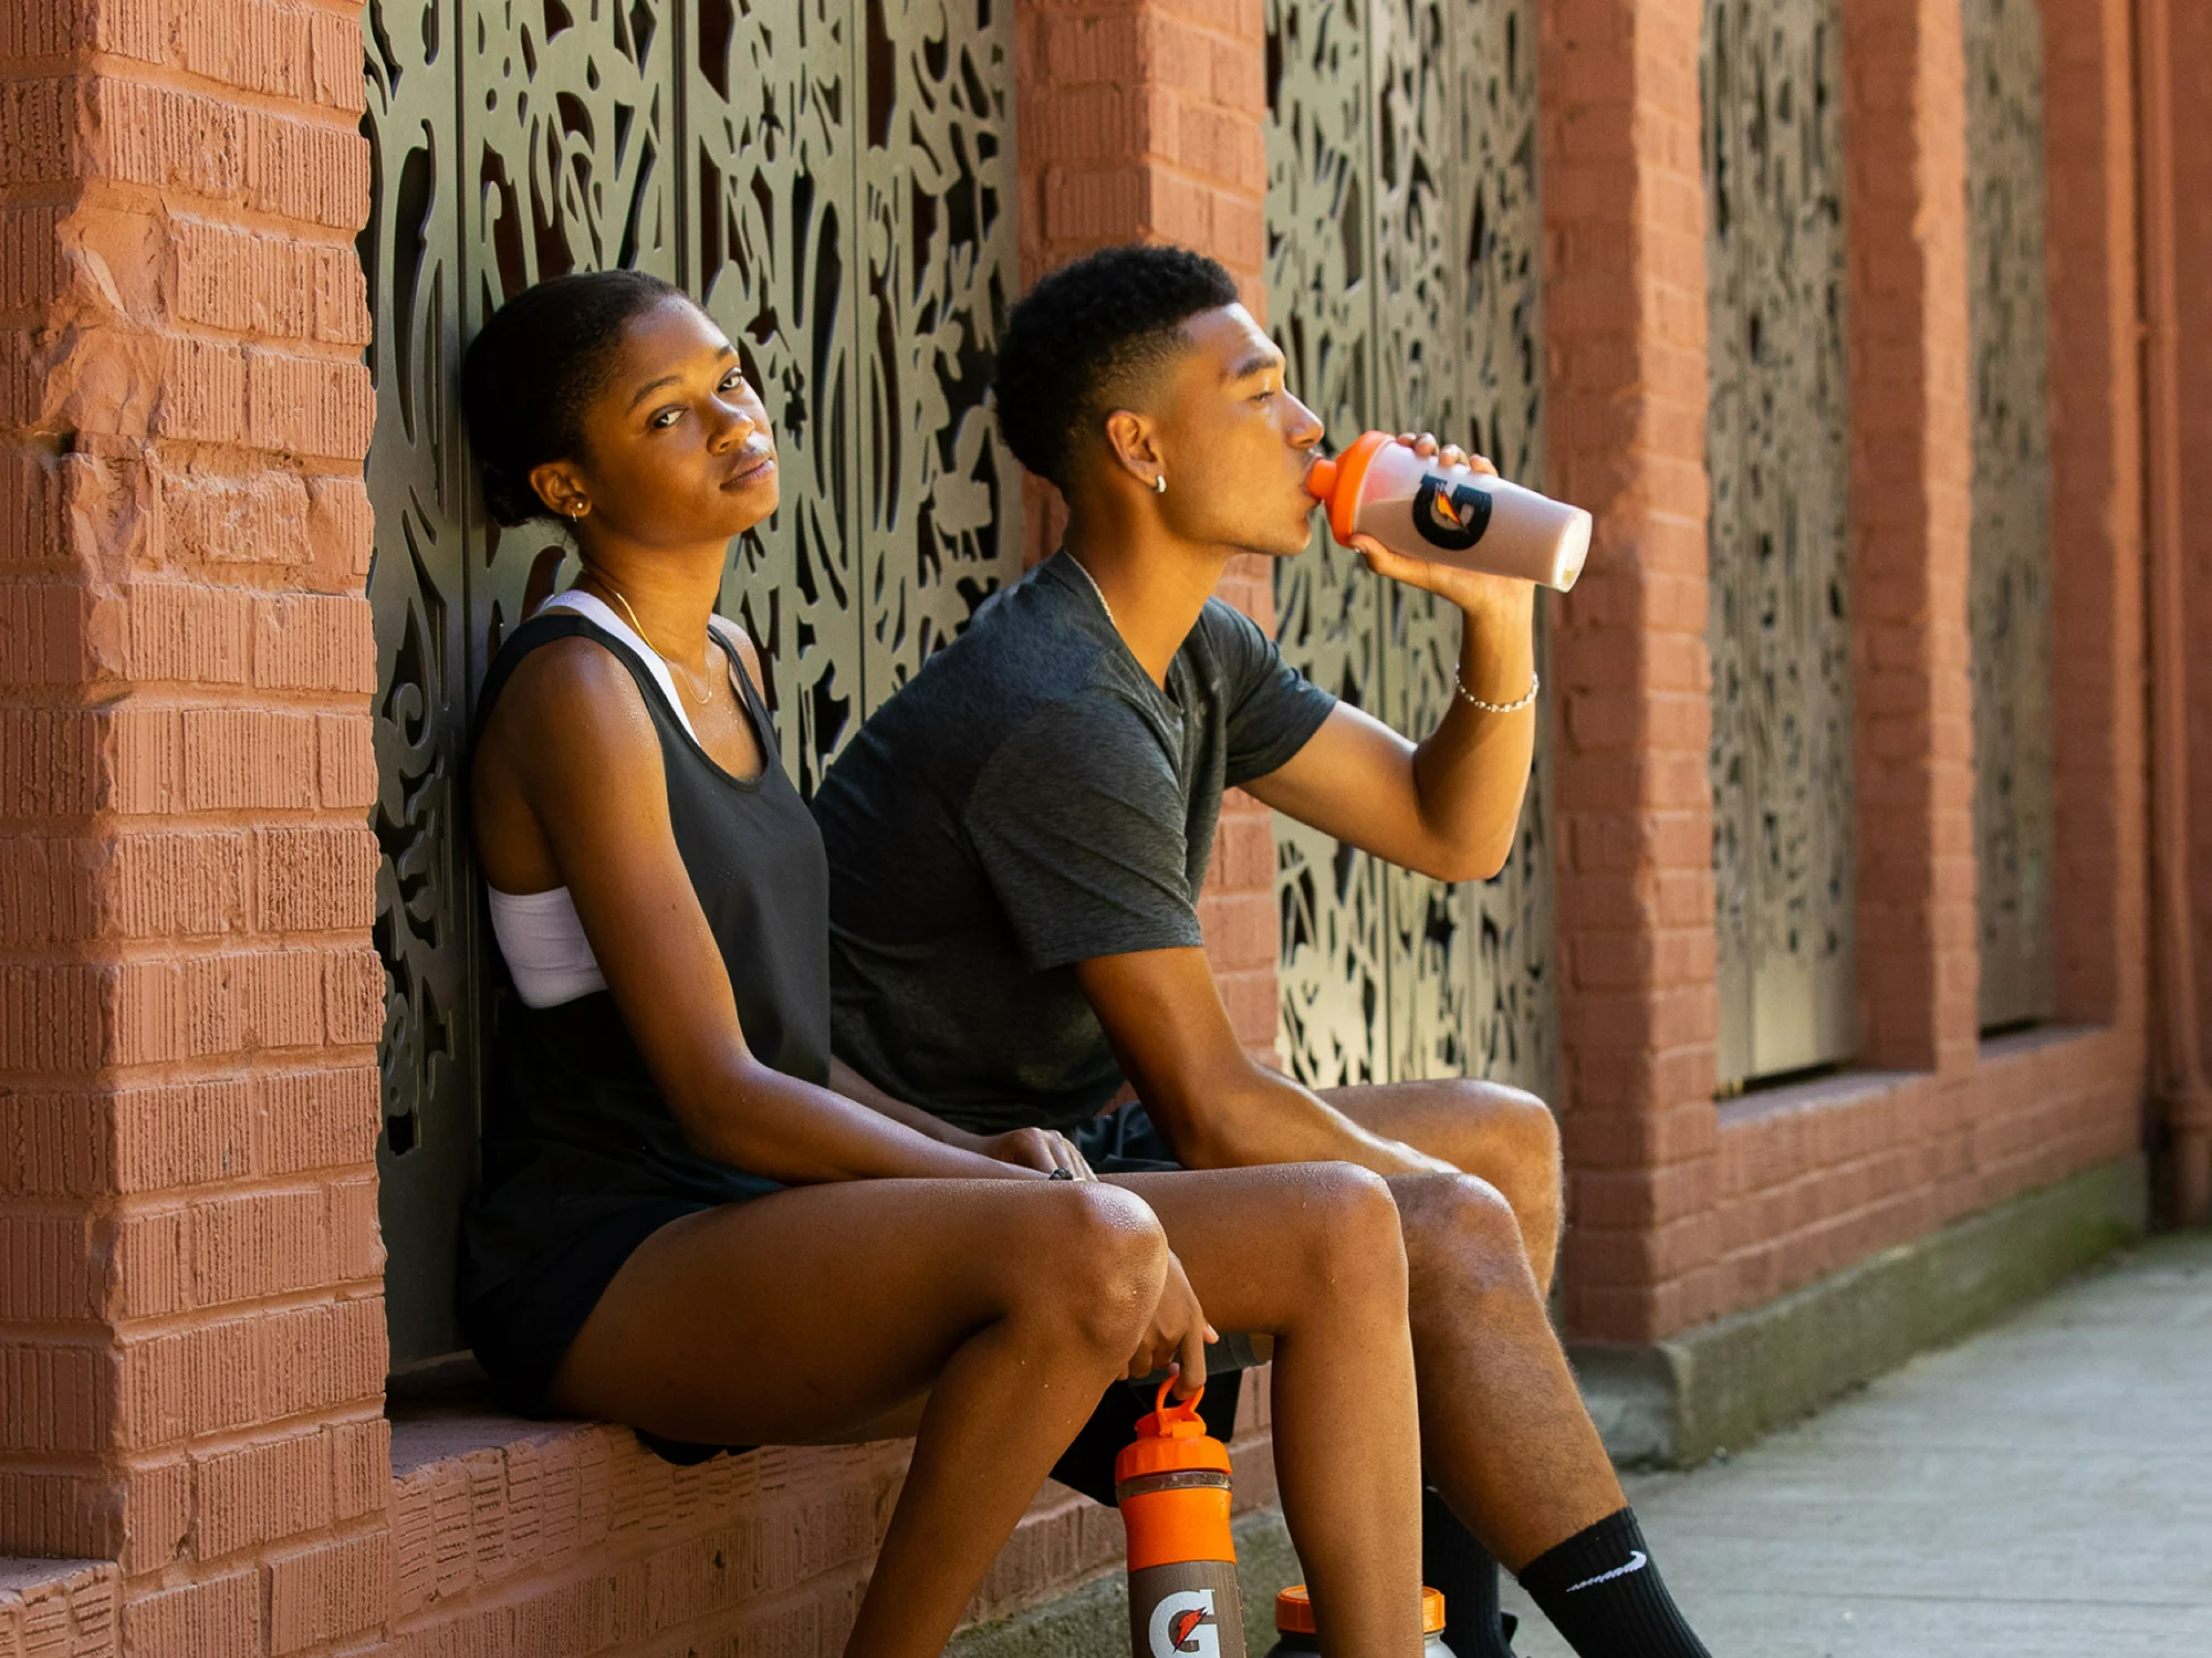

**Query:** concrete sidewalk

left=1502, top=1229, right=2212, bottom=1657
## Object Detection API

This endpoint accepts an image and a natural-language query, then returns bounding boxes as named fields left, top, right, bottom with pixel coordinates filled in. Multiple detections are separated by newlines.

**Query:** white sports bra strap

left=537, top=588, right=700, bottom=743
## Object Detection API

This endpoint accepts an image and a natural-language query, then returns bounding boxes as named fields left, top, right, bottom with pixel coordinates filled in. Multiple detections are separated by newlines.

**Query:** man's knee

left=1398, top=1172, right=1537, bottom=1295
left=1450, top=1078, right=1561, bottom=1190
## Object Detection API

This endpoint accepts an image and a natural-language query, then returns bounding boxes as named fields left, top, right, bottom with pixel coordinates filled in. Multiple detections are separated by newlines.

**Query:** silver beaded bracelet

left=1452, top=667, right=1540, bottom=714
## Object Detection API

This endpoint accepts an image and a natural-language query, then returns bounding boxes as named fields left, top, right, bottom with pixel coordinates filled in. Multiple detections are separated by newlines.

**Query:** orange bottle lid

left=1272, top=1583, right=1445, bottom=1636
left=1302, top=430, right=1394, bottom=548
left=1114, top=1376, right=1232, bottom=1484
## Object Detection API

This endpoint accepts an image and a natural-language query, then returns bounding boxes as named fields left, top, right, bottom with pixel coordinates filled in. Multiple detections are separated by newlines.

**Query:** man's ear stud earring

left=1153, top=474, right=1167, bottom=495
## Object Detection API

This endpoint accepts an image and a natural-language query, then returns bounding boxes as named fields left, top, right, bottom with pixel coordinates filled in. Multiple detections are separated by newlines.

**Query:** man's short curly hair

left=993, top=245, right=1241, bottom=490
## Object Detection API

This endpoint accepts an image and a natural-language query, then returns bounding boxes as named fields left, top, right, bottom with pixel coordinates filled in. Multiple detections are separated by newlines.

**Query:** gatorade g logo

left=1413, top=472, right=1494, bottom=552
left=1148, top=1588, right=1221, bottom=1658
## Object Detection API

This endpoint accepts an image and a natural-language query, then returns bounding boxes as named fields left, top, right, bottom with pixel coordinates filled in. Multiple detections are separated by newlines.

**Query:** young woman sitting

left=455, top=270, right=1432, bottom=1658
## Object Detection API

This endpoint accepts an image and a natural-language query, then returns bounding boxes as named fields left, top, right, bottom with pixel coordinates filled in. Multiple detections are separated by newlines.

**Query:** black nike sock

left=1421, top=1487, right=1518, bottom=1657
left=1515, top=1507, right=1710, bottom=1658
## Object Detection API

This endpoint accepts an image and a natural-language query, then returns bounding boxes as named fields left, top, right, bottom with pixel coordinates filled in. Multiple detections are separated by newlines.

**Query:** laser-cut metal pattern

left=688, top=0, right=864, bottom=791
left=1964, top=0, right=2054, bottom=1030
left=1702, top=0, right=1855, bottom=1090
left=855, top=0, right=1021, bottom=704
left=363, top=0, right=476, bottom=1365
left=464, top=0, right=682, bottom=652
left=1265, top=0, right=1555, bottom=1103
left=365, top=0, right=1020, bottom=1363
left=1267, top=0, right=1389, bottom=1087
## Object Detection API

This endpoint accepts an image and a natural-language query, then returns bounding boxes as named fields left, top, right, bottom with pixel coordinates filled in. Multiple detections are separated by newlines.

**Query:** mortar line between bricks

left=0, top=180, right=84, bottom=212
left=86, top=317, right=376, bottom=370
left=0, top=930, right=390, bottom=966
left=115, top=1399, right=392, bottom=1464
left=0, top=1453, right=109, bottom=1481
left=0, top=684, right=377, bottom=709
left=115, top=434, right=372, bottom=475
left=0, top=1047, right=385, bottom=1094
left=0, top=1317, right=114, bottom=1344
left=44, top=51, right=370, bottom=125
left=8, top=184, right=370, bottom=258
left=102, top=1170, right=383, bottom=1214
left=85, top=1277, right=390, bottom=1341
left=0, top=1045, right=379, bottom=1085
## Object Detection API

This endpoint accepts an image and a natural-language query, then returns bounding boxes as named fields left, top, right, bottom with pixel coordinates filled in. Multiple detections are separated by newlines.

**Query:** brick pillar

left=2166, top=0, right=2212, bottom=1056
left=1841, top=0, right=1978, bottom=1081
left=2041, top=0, right=2146, bottom=1041
left=1013, top=0, right=1281, bottom=1064
left=0, top=0, right=391, bottom=1648
left=1541, top=0, right=1723, bottom=1342
left=1014, top=0, right=1266, bottom=295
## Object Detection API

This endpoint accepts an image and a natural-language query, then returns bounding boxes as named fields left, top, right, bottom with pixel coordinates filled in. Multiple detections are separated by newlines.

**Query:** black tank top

left=459, top=610, right=830, bottom=1309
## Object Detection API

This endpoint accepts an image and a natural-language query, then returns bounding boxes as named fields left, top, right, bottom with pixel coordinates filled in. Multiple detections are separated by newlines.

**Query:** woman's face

left=535, top=297, right=778, bottom=547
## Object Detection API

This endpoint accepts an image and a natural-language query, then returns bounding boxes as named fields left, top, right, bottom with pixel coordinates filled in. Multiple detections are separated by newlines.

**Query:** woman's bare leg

left=553, top=1178, right=1168, bottom=1658
left=1110, top=1163, right=1425, bottom=1658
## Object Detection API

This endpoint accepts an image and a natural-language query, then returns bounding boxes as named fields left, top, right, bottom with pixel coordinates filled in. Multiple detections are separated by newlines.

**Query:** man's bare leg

left=1323, top=1077, right=1563, bottom=1292
left=1380, top=1170, right=1622, bottom=1568
left=1313, top=1084, right=1708, bottom=1654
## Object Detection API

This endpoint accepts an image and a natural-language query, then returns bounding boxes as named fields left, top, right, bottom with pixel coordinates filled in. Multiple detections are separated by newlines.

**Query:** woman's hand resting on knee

left=1125, top=1249, right=1215, bottom=1396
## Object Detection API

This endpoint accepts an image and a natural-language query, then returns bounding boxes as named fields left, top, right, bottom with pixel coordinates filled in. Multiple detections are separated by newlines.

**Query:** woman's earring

left=1152, top=474, right=1167, bottom=496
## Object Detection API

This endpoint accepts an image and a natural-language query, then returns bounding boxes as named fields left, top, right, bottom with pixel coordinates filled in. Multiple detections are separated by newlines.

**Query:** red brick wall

left=1014, top=0, right=1266, bottom=296
left=1543, top=0, right=2153, bottom=1344
left=2044, top=0, right=2147, bottom=1039
left=0, top=0, right=391, bottom=1646
left=1680, top=0, right=2149, bottom=1326
left=2170, top=0, right=2212, bottom=1056
left=1543, top=0, right=1726, bottom=1343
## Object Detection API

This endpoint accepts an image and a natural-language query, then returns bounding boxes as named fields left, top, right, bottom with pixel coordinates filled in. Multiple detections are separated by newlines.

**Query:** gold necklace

left=582, top=567, right=715, bottom=705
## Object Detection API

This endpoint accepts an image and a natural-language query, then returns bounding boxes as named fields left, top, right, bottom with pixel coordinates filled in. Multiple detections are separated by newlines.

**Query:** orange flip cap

left=1114, top=1375, right=1232, bottom=1482
left=1302, top=430, right=1394, bottom=549
left=1274, top=1583, right=1447, bottom=1637
left=1115, top=1376, right=1236, bottom=1572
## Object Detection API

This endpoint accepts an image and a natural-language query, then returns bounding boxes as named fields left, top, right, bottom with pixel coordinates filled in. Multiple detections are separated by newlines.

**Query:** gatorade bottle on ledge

left=1305, top=431, right=1592, bottom=592
left=1267, top=1583, right=1457, bottom=1656
left=1116, top=1374, right=1247, bottom=1658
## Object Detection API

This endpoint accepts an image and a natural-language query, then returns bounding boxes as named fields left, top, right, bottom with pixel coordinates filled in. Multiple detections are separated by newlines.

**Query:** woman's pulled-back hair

left=993, top=245, right=1241, bottom=490
left=461, top=269, right=691, bottom=527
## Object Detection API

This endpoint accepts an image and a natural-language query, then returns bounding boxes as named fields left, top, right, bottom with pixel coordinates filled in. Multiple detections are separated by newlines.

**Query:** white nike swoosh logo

left=1565, top=1551, right=1648, bottom=1594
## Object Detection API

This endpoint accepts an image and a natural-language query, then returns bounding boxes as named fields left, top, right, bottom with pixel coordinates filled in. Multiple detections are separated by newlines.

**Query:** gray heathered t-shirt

left=811, top=552, right=1337, bottom=1134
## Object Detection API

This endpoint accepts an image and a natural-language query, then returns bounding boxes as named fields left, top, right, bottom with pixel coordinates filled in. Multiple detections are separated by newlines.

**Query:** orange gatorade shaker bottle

left=1305, top=430, right=1592, bottom=592
left=1116, top=1375, right=1248, bottom=1658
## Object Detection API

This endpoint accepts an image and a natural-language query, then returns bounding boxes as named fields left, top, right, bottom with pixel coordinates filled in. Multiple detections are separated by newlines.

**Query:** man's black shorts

left=1070, top=1098, right=1187, bottom=1174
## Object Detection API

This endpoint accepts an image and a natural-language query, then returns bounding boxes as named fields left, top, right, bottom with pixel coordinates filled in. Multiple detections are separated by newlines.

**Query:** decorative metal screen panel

left=1701, top=0, right=1854, bottom=1090
left=1264, top=0, right=1555, bottom=1103
left=1964, top=0, right=2054, bottom=1030
left=362, top=0, right=1020, bottom=1364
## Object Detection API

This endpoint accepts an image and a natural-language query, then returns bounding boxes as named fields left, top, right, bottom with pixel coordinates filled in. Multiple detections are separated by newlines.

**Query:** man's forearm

left=1169, top=1063, right=1445, bottom=1178
left=1407, top=595, right=1538, bottom=878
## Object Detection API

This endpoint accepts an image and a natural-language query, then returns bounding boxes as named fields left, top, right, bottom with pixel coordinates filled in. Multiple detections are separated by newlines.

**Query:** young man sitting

left=811, top=245, right=1712, bottom=1658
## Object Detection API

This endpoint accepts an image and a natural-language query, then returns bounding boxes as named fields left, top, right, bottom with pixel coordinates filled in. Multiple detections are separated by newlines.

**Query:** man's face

left=1146, top=304, right=1327, bottom=558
